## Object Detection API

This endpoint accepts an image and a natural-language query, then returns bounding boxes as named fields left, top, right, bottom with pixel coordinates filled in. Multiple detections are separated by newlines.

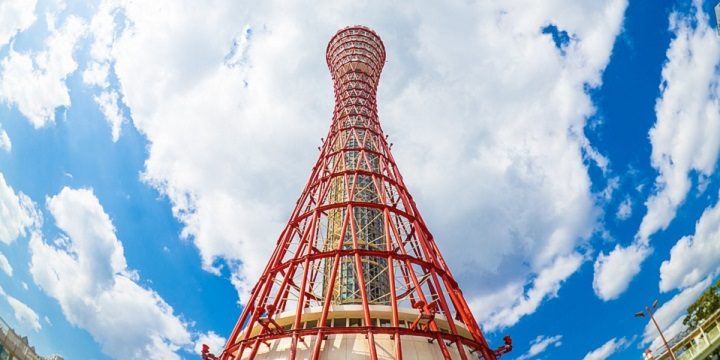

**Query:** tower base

left=229, top=305, right=479, bottom=359
left=243, top=334, right=467, bottom=360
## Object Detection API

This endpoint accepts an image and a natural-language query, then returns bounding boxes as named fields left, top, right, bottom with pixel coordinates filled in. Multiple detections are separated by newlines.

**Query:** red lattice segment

left=219, top=26, right=502, bottom=360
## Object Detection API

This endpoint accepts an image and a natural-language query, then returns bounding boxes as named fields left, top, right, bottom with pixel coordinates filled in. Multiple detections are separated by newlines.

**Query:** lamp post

left=635, top=299, right=677, bottom=360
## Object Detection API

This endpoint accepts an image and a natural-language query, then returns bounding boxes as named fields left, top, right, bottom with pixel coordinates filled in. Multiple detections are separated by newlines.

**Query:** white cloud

left=597, top=0, right=720, bottom=301
left=660, top=195, right=720, bottom=292
left=582, top=138, right=610, bottom=174
left=0, top=15, right=86, bottom=127
left=642, top=278, right=710, bottom=347
left=601, top=177, right=621, bottom=202
left=83, top=61, right=109, bottom=88
left=0, top=172, right=39, bottom=244
left=0, top=0, right=37, bottom=48
left=0, top=286, right=42, bottom=332
left=516, top=335, right=563, bottom=360
left=639, top=1, right=720, bottom=243
left=616, top=196, right=632, bottom=220
left=83, top=0, right=130, bottom=140
left=0, top=252, right=12, bottom=276
left=472, top=253, right=583, bottom=331
left=94, top=90, right=124, bottom=141
left=193, top=331, right=226, bottom=355
left=29, top=187, right=192, bottom=360
left=593, top=243, right=650, bottom=300
left=0, top=125, right=10, bottom=152
left=85, top=0, right=627, bottom=330
left=582, top=337, right=630, bottom=360
left=21, top=281, right=28, bottom=290
left=87, top=0, right=120, bottom=64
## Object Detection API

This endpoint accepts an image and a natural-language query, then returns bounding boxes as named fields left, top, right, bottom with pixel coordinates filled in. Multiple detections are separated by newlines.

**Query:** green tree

left=684, top=279, right=720, bottom=329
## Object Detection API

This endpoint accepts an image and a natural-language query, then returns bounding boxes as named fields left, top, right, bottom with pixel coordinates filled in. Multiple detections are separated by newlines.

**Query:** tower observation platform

left=208, top=26, right=512, bottom=360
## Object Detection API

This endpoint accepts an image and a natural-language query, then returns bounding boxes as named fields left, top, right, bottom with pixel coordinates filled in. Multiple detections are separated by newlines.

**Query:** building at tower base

left=236, top=305, right=480, bottom=359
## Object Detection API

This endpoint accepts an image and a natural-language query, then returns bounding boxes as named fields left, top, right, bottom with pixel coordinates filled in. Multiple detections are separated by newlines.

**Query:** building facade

left=0, top=317, right=61, bottom=360
left=647, top=310, right=720, bottom=360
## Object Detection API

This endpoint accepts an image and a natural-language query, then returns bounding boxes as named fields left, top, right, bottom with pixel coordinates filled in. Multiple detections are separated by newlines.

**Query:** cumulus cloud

left=0, top=172, right=39, bottom=244
left=77, top=0, right=627, bottom=331
left=616, top=196, right=632, bottom=220
left=378, top=4, right=625, bottom=320
left=6, top=295, right=41, bottom=332
left=593, top=1, right=720, bottom=300
left=83, top=0, right=128, bottom=140
left=660, top=195, right=720, bottom=292
left=593, top=243, right=651, bottom=301
left=0, top=285, right=41, bottom=332
left=471, top=253, right=583, bottom=331
left=83, top=61, right=109, bottom=88
left=0, top=0, right=37, bottom=48
left=94, top=90, right=124, bottom=142
left=0, top=15, right=86, bottom=127
left=0, top=125, right=10, bottom=152
left=0, top=252, right=12, bottom=276
left=29, top=187, right=192, bottom=359
left=516, top=335, right=563, bottom=360
left=640, top=2, right=720, bottom=242
left=582, top=337, right=630, bottom=360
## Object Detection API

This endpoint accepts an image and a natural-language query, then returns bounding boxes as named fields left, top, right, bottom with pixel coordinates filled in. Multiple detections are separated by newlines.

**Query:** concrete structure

left=649, top=309, right=720, bottom=360
left=0, top=316, right=60, bottom=360
left=240, top=305, right=477, bottom=359
left=211, top=26, right=513, bottom=360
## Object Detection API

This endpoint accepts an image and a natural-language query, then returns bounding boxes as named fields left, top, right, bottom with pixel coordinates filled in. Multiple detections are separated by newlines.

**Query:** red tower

left=213, top=26, right=511, bottom=360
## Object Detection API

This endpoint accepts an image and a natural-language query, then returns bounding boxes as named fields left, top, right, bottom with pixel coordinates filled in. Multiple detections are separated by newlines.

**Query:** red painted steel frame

left=217, top=26, right=505, bottom=360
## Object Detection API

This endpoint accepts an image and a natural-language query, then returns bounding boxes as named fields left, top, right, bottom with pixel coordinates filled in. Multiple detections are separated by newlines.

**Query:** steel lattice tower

left=211, top=26, right=512, bottom=360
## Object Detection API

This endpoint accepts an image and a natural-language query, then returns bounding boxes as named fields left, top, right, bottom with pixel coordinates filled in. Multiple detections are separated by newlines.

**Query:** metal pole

left=648, top=307, right=677, bottom=360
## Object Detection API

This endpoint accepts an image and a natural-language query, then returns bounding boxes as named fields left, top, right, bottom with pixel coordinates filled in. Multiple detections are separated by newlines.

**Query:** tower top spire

left=326, top=26, right=386, bottom=80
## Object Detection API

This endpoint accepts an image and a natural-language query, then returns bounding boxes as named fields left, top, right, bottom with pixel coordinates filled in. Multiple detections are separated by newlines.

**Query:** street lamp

left=635, top=299, right=676, bottom=360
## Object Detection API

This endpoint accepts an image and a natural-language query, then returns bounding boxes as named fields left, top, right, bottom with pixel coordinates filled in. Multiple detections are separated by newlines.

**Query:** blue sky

left=0, top=0, right=719, bottom=359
